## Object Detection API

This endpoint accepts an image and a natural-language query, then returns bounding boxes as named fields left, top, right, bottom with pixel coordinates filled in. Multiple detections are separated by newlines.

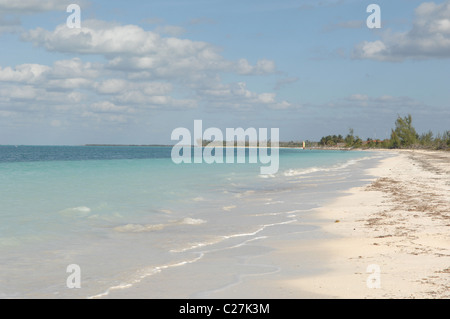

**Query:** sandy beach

left=283, top=150, right=450, bottom=299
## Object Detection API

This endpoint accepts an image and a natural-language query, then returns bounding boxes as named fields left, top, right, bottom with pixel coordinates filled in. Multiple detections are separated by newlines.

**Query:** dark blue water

left=0, top=145, right=173, bottom=163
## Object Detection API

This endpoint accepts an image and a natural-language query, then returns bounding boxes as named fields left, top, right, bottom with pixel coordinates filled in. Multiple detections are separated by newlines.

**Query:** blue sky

left=0, top=0, right=449, bottom=145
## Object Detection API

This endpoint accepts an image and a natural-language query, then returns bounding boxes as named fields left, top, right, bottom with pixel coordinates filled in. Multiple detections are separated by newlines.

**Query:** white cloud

left=258, top=93, right=276, bottom=104
left=81, top=111, right=128, bottom=124
left=94, top=79, right=129, bottom=95
left=51, top=58, right=100, bottom=79
left=47, top=78, right=93, bottom=90
left=196, top=81, right=291, bottom=110
left=0, top=58, right=98, bottom=90
left=1, top=19, right=289, bottom=129
left=353, top=0, right=450, bottom=61
left=236, top=58, right=276, bottom=75
left=0, top=0, right=73, bottom=13
left=90, top=101, right=131, bottom=113
left=23, top=20, right=214, bottom=58
left=0, top=85, right=39, bottom=100
left=142, top=82, right=173, bottom=96
left=0, top=64, right=50, bottom=83
left=22, top=19, right=277, bottom=79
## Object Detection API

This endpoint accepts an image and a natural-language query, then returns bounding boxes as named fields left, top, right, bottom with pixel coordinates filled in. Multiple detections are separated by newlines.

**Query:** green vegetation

left=319, top=134, right=344, bottom=146
left=198, top=115, right=448, bottom=151
left=391, top=114, right=417, bottom=147
left=318, top=114, right=449, bottom=150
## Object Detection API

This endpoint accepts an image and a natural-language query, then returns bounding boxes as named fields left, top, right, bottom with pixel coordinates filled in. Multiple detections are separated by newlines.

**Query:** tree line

left=319, top=114, right=450, bottom=150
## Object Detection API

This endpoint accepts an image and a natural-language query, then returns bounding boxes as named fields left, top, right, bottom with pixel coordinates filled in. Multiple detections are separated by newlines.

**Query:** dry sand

left=285, top=150, right=450, bottom=299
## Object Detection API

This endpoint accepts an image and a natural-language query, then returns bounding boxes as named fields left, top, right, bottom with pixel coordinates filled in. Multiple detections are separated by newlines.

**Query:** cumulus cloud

left=353, top=0, right=450, bottom=61
left=0, top=18, right=289, bottom=128
left=0, top=64, right=50, bottom=83
left=51, top=58, right=100, bottom=79
left=0, top=57, right=198, bottom=119
left=0, top=58, right=282, bottom=125
left=22, top=20, right=277, bottom=78
left=94, top=79, right=129, bottom=95
left=23, top=20, right=219, bottom=59
left=0, top=58, right=99, bottom=89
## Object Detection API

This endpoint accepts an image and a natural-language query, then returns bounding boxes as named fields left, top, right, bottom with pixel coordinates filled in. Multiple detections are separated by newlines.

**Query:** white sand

left=284, top=150, right=450, bottom=298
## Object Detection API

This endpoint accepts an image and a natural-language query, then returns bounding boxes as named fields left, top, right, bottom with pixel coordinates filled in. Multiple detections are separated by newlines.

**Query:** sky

left=0, top=0, right=449, bottom=145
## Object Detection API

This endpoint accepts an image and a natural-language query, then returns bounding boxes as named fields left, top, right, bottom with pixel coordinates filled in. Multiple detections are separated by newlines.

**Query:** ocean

left=0, top=145, right=388, bottom=298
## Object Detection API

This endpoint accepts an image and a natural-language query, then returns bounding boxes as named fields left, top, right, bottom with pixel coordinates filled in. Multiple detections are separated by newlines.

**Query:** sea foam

left=113, top=217, right=207, bottom=233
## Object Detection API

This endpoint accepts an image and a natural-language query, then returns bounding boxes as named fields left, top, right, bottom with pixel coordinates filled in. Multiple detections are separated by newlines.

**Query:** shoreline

left=4, top=148, right=447, bottom=299
left=283, top=149, right=450, bottom=298
left=90, top=150, right=385, bottom=299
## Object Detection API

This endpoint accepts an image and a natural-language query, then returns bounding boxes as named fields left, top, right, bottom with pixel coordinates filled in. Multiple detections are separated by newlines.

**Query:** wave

left=283, top=155, right=379, bottom=177
left=259, top=174, right=275, bottom=179
left=92, top=218, right=297, bottom=298
left=59, top=206, right=92, bottom=217
left=170, top=239, right=223, bottom=253
left=180, top=217, right=207, bottom=225
left=222, top=219, right=297, bottom=240
left=264, top=201, right=284, bottom=205
left=222, top=205, right=236, bottom=211
left=113, top=217, right=207, bottom=233
left=88, top=253, right=205, bottom=299
left=172, top=218, right=297, bottom=254
left=113, top=223, right=166, bottom=233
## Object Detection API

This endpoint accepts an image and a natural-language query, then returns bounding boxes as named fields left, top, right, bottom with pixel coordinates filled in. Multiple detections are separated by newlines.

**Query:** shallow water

left=0, top=146, right=388, bottom=298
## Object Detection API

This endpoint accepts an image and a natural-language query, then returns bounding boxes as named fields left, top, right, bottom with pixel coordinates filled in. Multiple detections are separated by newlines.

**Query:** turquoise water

left=0, top=146, right=386, bottom=298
